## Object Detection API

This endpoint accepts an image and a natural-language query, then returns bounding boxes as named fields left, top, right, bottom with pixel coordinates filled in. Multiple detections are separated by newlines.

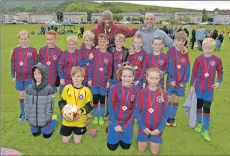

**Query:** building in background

left=175, top=11, right=202, bottom=23
left=91, top=13, right=102, bottom=23
left=29, top=13, right=57, bottom=23
left=213, top=10, right=230, bottom=24
left=63, top=12, right=87, bottom=23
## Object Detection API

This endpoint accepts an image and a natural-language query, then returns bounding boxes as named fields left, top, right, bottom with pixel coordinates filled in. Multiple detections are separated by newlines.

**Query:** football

left=62, top=104, right=80, bottom=121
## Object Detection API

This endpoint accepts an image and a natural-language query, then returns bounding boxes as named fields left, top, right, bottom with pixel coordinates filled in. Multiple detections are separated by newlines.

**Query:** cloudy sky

left=96, top=1, right=230, bottom=11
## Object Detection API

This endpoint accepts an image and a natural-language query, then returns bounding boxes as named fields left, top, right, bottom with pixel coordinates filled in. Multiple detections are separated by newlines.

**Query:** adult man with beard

left=91, top=10, right=138, bottom=46
left=135, top=13, right=174, bottom=53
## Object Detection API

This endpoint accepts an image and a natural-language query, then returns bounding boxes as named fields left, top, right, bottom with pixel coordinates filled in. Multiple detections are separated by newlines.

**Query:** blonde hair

left=174, top=30, right=187, bottom=41
left=83, top=31, right=95, bottom=40
left=145, top=68, right=164, bottom=102
left=132, top=34, right=143, bottom=42
left=114, top=33, right=126, bottom=41
left=202, top=38, right=215, bottom=51
left=46, top=30, right=57, bottom=38
left=116, top=62, right=135, bottom=81
left=66, top=35, right=78, bottom=43
left=71, top=66, right=85, bottom=77
left=132, top=34, right=143, bottom=48
left=18, top=30, right=29, bottom=39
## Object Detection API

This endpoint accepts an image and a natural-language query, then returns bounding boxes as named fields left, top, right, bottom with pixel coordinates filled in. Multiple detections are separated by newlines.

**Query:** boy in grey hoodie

left=24, top=63, right=56, bottom=138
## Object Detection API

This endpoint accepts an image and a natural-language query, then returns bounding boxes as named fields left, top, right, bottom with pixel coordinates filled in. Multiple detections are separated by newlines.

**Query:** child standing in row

left=88, top=33, right=112, bottom=125
left=143, top=37, right=168, bottom=89
left=24, top=63, right=55, bottom=138
left=10, top=30, right=38, bottom=121
left=78, top=31, right=95, bottom=86
left=59, top=66, right=93, bottom=144
left=136, top=68, right=170, bottom=154
left=107, top=63, right=138, bottom=151
left=190, top=38, right=223, bottom=141
left=128, top=34, right=146, bottom=89
left=38, top=31, right=62, bottom=92
left=58, top=35, right=94, bottom=95
left=166, top=30, right=190, bottom=127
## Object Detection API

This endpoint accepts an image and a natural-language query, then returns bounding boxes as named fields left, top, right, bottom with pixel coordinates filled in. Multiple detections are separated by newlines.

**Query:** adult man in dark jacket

left=212, top=29, right=218, bottom=40
left=190, top=27, right=196, bottom=50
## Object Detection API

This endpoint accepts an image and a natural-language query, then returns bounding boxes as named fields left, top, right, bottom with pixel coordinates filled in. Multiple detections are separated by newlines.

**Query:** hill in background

left=0, top=0, right=201, bottom=13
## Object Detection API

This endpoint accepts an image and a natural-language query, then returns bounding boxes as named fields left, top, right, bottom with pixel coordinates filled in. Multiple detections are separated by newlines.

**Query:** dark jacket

left=212, top=30, right=218, bottom=40
left=191, top=29, right=196, bottom=42
left=218, top=34, right=224, bottom=43
left=24, top=63, right=55, bottom=127
left=107, top=44, right=129, bottom=79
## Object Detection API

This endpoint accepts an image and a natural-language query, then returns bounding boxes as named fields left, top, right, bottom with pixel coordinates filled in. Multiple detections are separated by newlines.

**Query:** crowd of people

left=10, top=10, right=223, bottom=155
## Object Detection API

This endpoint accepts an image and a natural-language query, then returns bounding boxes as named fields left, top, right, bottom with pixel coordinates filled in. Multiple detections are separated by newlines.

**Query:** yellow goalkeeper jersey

left=61, top=84, right=93, bottom=127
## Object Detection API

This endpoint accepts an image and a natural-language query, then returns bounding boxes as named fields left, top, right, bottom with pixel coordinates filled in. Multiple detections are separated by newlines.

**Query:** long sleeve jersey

left=143, top=52, right=168, bottom=88
left=88, top=49, right=112, bottom=87
left=166, top=47, right=190, bottom=87
left=128, top=49, right=146, bottom=82
left=135, top=88, right=170, bottom=135
left=78, top=44, right=95, bottom=81
left=57, top=49, right=86, bottom=84
left=108, top=83, right=138, bottom=132
left=38, top=46, right=62, bottom=85
left=190, top=54, right=223, bottom=91
left=10, top=46, right=37, bottom=80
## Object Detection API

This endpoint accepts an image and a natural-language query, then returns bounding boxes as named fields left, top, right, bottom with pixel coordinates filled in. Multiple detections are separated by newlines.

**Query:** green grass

left=1, top=24, right=230, bottom=155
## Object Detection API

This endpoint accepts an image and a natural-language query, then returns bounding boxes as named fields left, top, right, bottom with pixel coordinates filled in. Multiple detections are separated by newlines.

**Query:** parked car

left=162, top=21, right=170, bottom=25
left=72, top=21, right=81, bottom=24
left=132, top=21, right=142, bottom=24
left=122, top=21, right=130, bottom=24
left=10, top=20, right=27, bottom=24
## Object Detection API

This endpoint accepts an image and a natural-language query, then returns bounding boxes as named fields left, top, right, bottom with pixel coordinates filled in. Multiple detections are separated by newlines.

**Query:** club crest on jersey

left=210, top=61, right=216, bottom=66
left=27, top=52, right=32, bottom=57
left=157, top=96, right=162, bottom=103
left=131, top=95, right=135, bottom=102
left=104, top=58, right=109, bottom=64
left=53, top=55, right=58, bottom=61
left=78, top=94, right=83, bottom=100
left=138, top=56, right=143, bottom=61
left=159, top=60, right=164, bottom=65
left=181, top=58, right=186, bottom=64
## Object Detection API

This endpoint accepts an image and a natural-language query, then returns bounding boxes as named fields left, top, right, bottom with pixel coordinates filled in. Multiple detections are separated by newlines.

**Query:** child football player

left=107, top=63, right=138, bottom=151
left=166, top=30, right=190, bottom=127
left=136, top=68, right=170, bottom=154
left=190, top=38, right=223, bottom=141
left=88, top=33, right=112, bottom=125
left=59, top=66, right=93, bottom=144
left=10, top=30, right=38, bottom=121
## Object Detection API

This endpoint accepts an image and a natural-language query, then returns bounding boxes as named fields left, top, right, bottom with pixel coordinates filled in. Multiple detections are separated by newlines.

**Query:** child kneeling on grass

left=136, top=68, right=170, bottom=154
left=59, top=66, right=93, bottom=144
left=107, top=63, right=138, bottom=151
left=24, top=63, right=56, bottom=138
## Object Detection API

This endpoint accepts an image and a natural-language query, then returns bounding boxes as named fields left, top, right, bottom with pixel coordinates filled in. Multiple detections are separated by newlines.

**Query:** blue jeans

left=215, top=39, right=222, bottom=50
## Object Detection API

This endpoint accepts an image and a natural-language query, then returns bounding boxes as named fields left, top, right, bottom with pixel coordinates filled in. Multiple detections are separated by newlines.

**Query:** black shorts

left=60, top=125, right=87, bottom=136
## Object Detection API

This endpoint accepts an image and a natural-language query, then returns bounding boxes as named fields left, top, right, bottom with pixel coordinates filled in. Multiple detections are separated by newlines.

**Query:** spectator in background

left=40, top=25, right=45, bottom=35
left=80, top=26, right=84, bottom=38
left=169, top=26, right=175, bottom=39
left=212, top=28, right=218, bottom=40
left=196, top=26, right=208, bottom=51
left=190, top=26, right=196, bottom=50
left=162, top=25, right=169, bottom=35
left=215, top=32, right=224, bottom=51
